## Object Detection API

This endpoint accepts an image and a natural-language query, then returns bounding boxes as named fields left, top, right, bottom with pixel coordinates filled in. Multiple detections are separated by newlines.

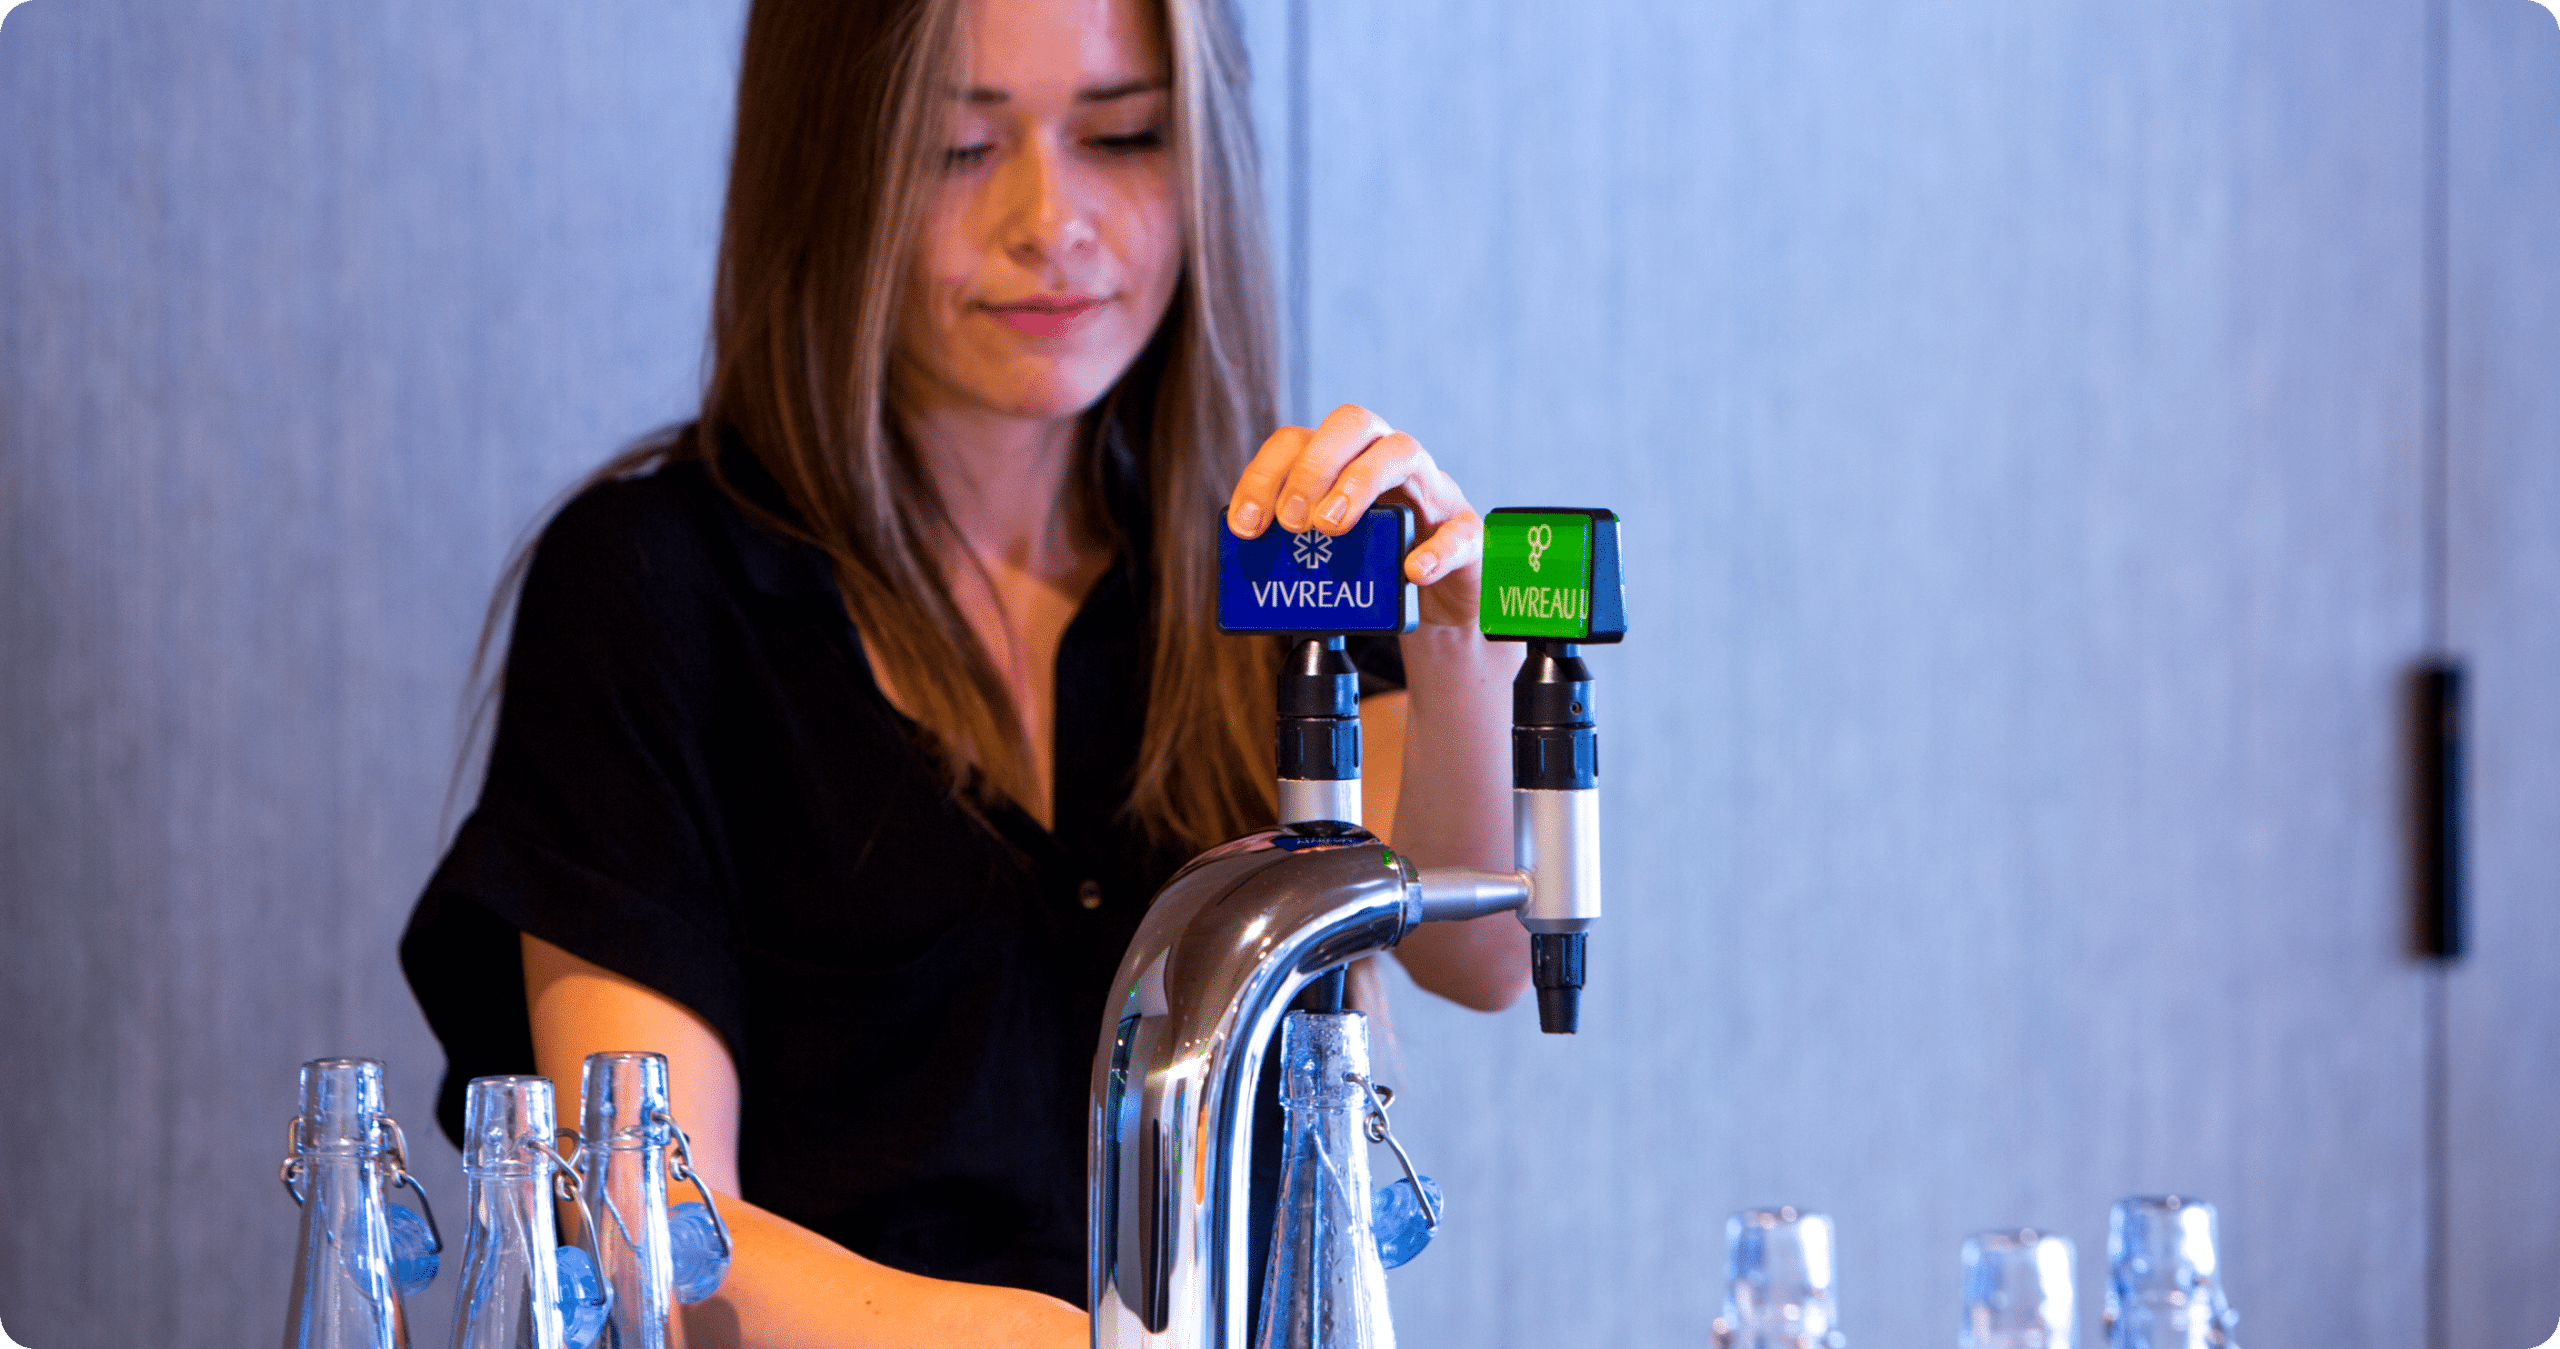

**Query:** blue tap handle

left=1216, top=505, right=1416, bottom=635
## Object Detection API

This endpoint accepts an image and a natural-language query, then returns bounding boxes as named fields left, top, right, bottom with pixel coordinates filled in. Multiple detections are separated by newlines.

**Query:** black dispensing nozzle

left=1531, top=932, right=1586, bottom=1035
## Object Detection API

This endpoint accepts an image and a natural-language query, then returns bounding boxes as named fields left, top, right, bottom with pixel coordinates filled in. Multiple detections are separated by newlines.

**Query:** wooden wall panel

left=0, top=1, right=740, bottom=1340
left=1291, top=2, right=2438, bottom=1345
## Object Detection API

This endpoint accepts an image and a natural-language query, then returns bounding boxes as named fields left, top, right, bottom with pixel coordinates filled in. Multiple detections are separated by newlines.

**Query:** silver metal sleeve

left=1412, top=868, right=1531, bottom=923
left=1515, top=788, right=1600, bottom=933
left=1277, top=777, right=1362, bottom=828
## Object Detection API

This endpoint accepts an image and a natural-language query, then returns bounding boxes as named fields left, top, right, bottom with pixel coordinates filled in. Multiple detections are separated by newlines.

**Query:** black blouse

left=400, top=435, right=1398, bottom=1307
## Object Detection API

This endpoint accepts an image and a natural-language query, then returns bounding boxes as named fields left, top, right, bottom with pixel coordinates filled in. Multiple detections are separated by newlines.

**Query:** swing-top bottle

left=283, top=1057, right=435, bottom=1349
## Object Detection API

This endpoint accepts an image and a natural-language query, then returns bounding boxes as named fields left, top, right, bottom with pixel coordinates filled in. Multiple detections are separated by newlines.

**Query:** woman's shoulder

left=531, top=432, right=839, bottom=616
left=527, top=453, right=728, bottom=599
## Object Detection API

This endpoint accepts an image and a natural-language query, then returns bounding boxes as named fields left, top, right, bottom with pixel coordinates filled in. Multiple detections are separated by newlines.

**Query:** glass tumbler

left=2104, top=1196, right=2239, bottom=1349
left=1961, top=1228, right=2076, bottom=1349
left=1712, top=1207, right=1845, bottom=1349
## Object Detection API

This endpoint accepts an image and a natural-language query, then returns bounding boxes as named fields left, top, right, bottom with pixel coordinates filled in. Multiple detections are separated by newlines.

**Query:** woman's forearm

left=522, top=935, right=1084, bottom=1349
left=680, top=1198, right=1084, bottom=1349
left=1381, top=623, right=1531, bottom=1011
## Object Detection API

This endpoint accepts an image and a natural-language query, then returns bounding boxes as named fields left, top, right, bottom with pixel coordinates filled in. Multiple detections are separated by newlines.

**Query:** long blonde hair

left=674, top=0, right=1282, bottom=851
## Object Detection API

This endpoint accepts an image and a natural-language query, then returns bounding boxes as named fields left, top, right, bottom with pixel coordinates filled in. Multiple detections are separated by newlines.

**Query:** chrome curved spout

left=1089, top=826, right=1422, bottom=1349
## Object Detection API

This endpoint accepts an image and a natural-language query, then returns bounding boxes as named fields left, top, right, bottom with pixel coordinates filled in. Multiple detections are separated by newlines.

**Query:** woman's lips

left=982, top=295, right=1108, bottom=339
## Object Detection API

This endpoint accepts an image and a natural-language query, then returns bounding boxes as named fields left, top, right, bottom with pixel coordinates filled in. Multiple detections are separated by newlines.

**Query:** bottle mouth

left=295, top=1057, right=390, bottom=1151
left=580, top=1051, right=674, bottom=1145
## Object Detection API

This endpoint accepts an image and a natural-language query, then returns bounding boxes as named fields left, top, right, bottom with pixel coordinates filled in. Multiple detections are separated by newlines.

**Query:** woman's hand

left=1225, top=404, right=1484, bottom=630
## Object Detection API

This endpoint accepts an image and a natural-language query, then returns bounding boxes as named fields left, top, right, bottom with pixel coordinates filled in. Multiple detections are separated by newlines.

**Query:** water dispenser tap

left=1477, top=507, right=1627, bottom=1033
left=1090, top=504, right=1627, bottom=1347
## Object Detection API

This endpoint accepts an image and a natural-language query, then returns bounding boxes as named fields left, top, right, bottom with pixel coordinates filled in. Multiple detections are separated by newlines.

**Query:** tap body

left=1087, top=826, right=1538, bottom=1349
left=1099, top=506, right=1620, bottom=1347
left=1089, top=828, right=1414, bottom=1349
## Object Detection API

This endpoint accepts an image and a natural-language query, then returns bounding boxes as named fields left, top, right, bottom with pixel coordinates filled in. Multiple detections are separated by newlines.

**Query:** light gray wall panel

left=2447, top=4, right=2560, bottom=1347
left=0, top=0, right=740, bottom=1340
left=1297, top=3, right=2435, bottom=1345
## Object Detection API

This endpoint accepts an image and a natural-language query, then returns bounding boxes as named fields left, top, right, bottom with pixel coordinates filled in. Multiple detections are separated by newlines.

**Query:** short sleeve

left=400, top=472, right=748, bottom=1146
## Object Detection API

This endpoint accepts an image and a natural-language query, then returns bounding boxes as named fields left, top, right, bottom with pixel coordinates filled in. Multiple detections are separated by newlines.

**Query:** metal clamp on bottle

left=1217, top=504, right=1418, bottom=828
left=1475, top=507, right=1627, bottom=1033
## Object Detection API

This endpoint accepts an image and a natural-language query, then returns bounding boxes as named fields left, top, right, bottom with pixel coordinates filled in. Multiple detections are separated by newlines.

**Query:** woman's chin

left=917, top=340, right=1149, bottom=424
left=984, top=368, right=1130, bottom=422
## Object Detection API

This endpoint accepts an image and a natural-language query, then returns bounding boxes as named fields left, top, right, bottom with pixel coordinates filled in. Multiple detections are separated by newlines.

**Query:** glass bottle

left=1255, top=1009, right=1397, bottom=1349
left=451, top=1076, right=609, bottom=1349
left=283, top=1057, right=436, bottom=1349
left=2104, top=1196, right=2239, bottom=1349
left=577, top=1053, right=734, bottom=1349
left=1713, top=1206, right=1846, bottom=1349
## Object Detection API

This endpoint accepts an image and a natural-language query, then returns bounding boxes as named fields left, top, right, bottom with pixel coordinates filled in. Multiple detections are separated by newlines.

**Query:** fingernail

left=1279, top=494, right=1309, bottom=530
left=1317, top=495, right=1349, bottom=527
left=1412, top=553, right=1441, bottom=583
left=1233, top=501, right=1264, bottom=534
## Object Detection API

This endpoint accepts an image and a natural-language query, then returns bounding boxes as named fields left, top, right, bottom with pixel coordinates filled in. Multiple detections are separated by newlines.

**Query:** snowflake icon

left=1291, top=530, right=1333, bottom=569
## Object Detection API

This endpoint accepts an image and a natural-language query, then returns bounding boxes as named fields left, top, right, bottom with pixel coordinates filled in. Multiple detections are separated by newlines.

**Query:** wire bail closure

left=531, top=1127, right=615, bottom=1326
left=279, top=1112, right=445, bottom=1258
left=659, top=1109, right=735, bottom=1262
left=1347, top=1072, right=1438, bottom=1233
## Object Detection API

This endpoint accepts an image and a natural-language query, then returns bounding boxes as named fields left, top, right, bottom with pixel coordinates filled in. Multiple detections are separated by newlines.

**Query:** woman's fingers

left=1277, top=405, right=1398, bottom=532
left=1233, top=404, right=1465, bottom=534
left=1227, top=425, right=1312, bottom=537
left=1228, top=403, right=1487, bottom=622
left=1308, top=430, right=1428, bottom=532
left=1404, top=503, right=1482, bottom=586
left=1230, top=405, right=1406, bottom=537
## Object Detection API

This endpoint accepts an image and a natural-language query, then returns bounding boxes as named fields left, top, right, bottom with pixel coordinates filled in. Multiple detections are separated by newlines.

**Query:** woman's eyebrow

left=1076, top=77, right=1170, bottom=103
left=955, top=77, right=1169, bottom=106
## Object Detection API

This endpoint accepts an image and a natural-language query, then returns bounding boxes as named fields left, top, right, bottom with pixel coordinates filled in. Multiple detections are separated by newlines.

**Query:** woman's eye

left=942, top=143, right=995, bottom=171
left=1090, top=128, right=1163, bottom=155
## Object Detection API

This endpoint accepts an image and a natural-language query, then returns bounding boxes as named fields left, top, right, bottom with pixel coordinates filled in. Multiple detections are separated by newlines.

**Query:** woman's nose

left=996, top=134, right=1097, bottom=264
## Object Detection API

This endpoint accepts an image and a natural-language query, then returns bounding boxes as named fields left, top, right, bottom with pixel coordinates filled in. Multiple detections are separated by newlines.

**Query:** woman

left=402, top=0, right=1527, bottom=1343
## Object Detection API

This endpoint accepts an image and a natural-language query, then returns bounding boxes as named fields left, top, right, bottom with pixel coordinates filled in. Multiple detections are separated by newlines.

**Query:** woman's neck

left=893, top=399, right=1116, bottom=830
left=902, top=402, right=1096, bottom=579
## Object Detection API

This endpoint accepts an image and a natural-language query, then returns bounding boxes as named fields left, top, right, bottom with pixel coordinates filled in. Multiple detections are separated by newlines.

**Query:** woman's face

left=897, top=0, right=1182, bottom=426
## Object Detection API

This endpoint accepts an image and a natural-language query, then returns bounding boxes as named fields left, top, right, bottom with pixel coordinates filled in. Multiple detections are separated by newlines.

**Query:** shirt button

left=1078, top=879, right=1103, bottom=910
